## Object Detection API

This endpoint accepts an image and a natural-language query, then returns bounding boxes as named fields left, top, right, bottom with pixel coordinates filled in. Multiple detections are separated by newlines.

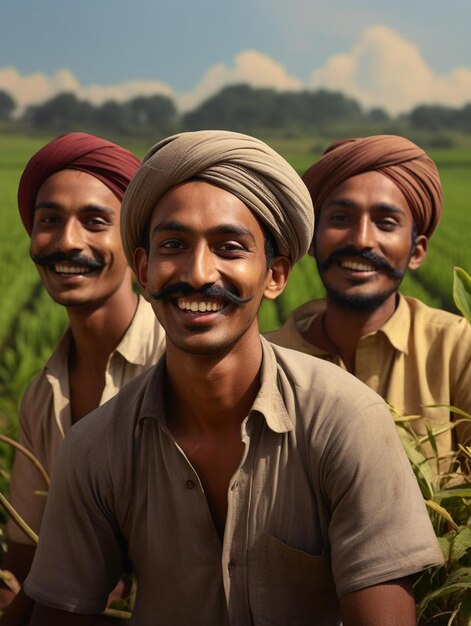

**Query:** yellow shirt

left=7, top=296, right=166, bottom=545
left=25, top=339, right=442, bottom=625
left=266, top=295, right=471, bottom=466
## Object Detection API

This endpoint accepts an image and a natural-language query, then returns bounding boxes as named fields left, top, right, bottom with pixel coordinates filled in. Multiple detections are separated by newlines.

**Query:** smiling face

left=312, top=171, right=427, bottom=311
left=134, top=181, right=289, bottom=356
left=30, top=169, right=132, bottom=309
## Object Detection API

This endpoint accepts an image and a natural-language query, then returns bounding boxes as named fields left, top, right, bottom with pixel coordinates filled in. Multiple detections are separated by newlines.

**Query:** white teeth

left=177, top=299, right=224, bottom=312
left=341, top=261, right=376, bottom=272
left=54, top=264, right=91, bottom=274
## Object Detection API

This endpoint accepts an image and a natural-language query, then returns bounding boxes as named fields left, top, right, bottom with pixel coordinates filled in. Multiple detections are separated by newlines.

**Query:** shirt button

left=185, top=480, right=196, bottom=489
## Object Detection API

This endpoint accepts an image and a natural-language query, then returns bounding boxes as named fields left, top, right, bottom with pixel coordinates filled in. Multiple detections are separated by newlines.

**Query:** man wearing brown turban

left=19, top=131, right=442, bottom=626
left=1, top=133, right=166, bottom=621
left=268, top=135, right=471, bottom=469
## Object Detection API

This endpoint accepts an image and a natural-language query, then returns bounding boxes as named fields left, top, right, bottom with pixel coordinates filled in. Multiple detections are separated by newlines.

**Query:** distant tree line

left=1, top=84, right=471, bottom=138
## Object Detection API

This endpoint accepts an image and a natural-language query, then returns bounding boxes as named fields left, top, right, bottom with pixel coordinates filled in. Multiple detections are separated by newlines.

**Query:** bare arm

left=340, top=577, right=415, bottom=626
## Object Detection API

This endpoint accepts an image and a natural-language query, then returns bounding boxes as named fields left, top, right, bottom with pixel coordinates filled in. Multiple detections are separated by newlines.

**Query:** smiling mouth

left=338, top=260, right=378, bottom=272
left=51, top=263, right=98, bottom=276
left=176, top=298, right=225, bottom=313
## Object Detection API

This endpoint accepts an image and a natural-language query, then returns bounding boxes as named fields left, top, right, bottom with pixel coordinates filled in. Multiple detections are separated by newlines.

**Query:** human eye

left=216, top=241, right=248, bottom=258
left=84, top=216, right=109, bottom=229
left=34, top=211, right=60, bottom=227
left=327, top=211, right=349, bottom=226
left=160, top=239, right=185, bottom=251
left=376, top=217, right=399, bottom=231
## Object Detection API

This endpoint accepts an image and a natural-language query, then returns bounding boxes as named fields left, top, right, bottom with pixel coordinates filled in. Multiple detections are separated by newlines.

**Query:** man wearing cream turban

left=1, top=133, right=166, bottom=619
left=268, top=135, right=471, bottom=470
left=21, top=131, right=442, bottom=626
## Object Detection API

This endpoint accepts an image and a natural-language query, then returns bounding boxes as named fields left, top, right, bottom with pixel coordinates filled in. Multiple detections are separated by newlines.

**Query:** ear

left=263, top=256, right=291, bottom=301
left=133, top=247, right=149, bottom=292
left=408, top=235, right=428, bottom=271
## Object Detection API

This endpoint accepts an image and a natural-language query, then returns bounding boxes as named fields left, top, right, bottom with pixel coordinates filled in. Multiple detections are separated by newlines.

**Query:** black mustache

left=317, top=246, right=405, bottom=280
left=30, top=251, right=105, bottom=271
left=148, top=282, right=253, bottom=306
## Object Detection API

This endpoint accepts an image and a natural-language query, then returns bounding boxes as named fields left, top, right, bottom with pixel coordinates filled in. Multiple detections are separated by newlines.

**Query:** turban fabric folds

left=120, top=130, right=314, bottom=268
left=302, top=135, right=443, bottom=238
left=18, top=132, right=140, bottom=234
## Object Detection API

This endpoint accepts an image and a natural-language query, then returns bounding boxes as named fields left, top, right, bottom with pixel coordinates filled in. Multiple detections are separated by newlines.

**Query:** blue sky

left=1, top=0, right=471, bottom=114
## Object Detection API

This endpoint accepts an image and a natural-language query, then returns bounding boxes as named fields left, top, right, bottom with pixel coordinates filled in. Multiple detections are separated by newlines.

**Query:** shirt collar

left=114, top=295, right=158, bottom=366
left=374, top=293, right=410, bottom=354
left=137, top=337, right=293, bottom=434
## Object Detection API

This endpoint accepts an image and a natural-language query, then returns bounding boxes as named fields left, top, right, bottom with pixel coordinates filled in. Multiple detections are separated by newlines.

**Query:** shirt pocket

left=250, top=533, right=340, bottom=626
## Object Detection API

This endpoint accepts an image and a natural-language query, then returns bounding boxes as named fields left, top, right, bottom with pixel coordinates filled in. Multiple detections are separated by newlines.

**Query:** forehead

left=322, top=170, right=411, bottom=215
left=149, top=181, right=265, bottom=237
left=35, top=169, right=120, bottom=210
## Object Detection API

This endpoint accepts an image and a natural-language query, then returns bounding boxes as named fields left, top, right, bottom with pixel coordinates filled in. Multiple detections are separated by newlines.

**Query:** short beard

left=325, top=283, right=400, bottom=312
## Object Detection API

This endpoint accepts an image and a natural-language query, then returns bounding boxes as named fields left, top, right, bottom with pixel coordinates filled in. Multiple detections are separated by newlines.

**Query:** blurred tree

left=126, top=95, right=177, bottom=134
left=24, top=93, right=95, bottom=132
left=0, top=90, right=16, bottom=120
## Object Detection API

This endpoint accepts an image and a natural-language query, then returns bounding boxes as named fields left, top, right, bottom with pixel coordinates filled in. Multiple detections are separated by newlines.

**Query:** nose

left=181, top=243, right=219, bottom=288
left=56, top=218, right=83, bottom=252
left=348, top=215, right=376, bottom=250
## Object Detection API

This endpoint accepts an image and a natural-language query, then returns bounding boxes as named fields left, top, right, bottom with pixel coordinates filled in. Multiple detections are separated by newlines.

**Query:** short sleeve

left=318, top=400, right=444, bottom=597
left=23, top=426, right=124, bottom=614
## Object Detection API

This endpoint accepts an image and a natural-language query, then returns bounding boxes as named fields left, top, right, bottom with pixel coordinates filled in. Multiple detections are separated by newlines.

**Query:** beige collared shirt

left=266, top=295, right=471, bottom=465
left=25, top=339, right=442, bottom=625
left=7, top=296, right=166, bottom=545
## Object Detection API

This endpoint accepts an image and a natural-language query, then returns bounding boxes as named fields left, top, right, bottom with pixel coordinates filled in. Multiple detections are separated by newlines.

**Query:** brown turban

left=121, top=130, right=314, bottom=268
left=302, top=135, right=443, bottom=238
left=18, top=132, right=140, bottom=234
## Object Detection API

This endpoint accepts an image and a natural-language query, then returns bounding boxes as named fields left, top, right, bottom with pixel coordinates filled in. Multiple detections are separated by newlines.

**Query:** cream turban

left=121, top=130, right=314, bottom=268
left=302, top=135, right=443, bottom=238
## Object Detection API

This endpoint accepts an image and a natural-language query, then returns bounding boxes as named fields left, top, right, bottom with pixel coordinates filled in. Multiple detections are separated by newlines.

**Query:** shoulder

left=19, top=368, right=52, bottom=425
left=268, top=341, right=387, bottom=424
left=406, top=296, right=470, bottom=336
left=62, top=364, right=158, bottom=460
left=265, top=299, right=325, bottom=352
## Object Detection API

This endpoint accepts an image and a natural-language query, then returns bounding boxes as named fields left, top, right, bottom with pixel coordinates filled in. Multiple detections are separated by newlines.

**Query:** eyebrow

left=325, top=198, right=405, bottom=214
left=151, top=221, right=257, bottom=243
left=34, top=201, right=114, bottom=215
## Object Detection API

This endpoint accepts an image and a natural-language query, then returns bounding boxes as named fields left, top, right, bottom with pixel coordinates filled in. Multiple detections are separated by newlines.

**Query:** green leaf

left=451, top=529, right=471, bottom=563
left=447, top=567, right=471, bottom=585
left=434, top=487, right=471, bottom=500
left=457, top=588, right=471, bottom=625
left=417, top=582, right=471, bottom=618
left=454, top=267, right=471, bottom=324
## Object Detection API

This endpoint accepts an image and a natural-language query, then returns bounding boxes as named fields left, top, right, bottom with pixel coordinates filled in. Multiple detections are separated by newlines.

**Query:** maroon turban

left=302, top=135, right=443, bottom=238
left=18, top=132, right=140, bottom=234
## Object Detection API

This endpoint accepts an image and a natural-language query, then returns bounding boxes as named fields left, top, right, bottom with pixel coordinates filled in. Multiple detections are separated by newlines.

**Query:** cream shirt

left=25, top=339, right=443, bottom=625
left=266, top=295, right=471, bottom=465
left=7, top=296, right=166, bottom=545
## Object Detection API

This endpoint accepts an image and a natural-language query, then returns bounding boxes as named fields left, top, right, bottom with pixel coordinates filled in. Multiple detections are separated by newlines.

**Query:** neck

left=311, top=292, right=398, bottom=373
left=164, top=326, right=263, bottom=436
left=67, top=283, right=139, bottom=374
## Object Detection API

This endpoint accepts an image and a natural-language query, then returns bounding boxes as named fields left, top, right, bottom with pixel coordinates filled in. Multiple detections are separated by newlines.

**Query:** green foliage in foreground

left=397, top=268, right=471, bottom=625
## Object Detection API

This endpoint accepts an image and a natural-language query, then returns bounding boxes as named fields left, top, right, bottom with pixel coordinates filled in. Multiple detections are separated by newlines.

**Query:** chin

left=326, top=287, right=398, bottom=312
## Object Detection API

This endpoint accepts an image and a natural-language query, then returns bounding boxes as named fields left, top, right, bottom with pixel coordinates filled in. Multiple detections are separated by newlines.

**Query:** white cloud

left=1, top=31, right=471, bottom=117
left=309, top=25, right=471, bottom=114
left=0, top=66, right=175, bottom=114
left=179, top=50, right=303, bottom=111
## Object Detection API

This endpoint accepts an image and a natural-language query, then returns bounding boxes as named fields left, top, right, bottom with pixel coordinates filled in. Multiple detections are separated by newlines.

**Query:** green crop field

left=0, top=131, right=470, bottom=440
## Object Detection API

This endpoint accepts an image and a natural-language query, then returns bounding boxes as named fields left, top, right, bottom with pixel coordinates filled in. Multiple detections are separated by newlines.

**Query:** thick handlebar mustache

left=148, top=282, right=253, bottom=305
left=317, top=246, right=405, bottom=280
left=31, top=251, right=105, bottom=270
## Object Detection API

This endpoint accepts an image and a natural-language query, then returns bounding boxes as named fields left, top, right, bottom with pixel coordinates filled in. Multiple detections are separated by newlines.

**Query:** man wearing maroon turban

left=268, top=135, right=471, bottom=469
left=1, top=133, right=166, bottom=620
